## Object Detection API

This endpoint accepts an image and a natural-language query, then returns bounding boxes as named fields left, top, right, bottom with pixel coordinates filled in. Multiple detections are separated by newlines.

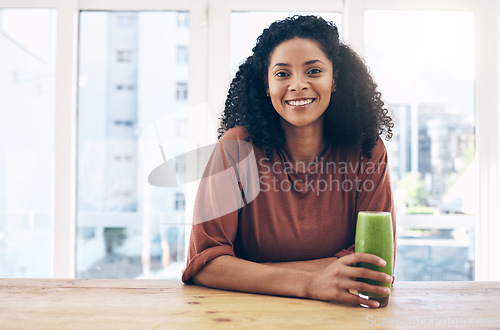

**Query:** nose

left=289, top=75, right=308, bottom=92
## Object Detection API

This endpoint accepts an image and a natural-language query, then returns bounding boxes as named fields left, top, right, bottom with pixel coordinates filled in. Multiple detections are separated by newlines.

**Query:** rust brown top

left=182, top=126, right=396, bottom=283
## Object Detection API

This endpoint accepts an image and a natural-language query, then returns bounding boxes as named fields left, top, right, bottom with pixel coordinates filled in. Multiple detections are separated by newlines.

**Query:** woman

left=182, top=15, right=395, bottom=308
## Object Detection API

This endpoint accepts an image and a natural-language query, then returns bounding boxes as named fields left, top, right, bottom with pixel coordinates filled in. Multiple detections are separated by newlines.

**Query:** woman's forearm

left=192, top=255, right=311, bottom=299
left=263, top=257, right=339, bottom=272
left=192, top=253, right=393, bottom=307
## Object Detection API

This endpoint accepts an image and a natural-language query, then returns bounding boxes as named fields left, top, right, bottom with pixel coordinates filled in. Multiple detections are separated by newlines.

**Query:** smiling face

left=267, top=37, right=335, bottom=131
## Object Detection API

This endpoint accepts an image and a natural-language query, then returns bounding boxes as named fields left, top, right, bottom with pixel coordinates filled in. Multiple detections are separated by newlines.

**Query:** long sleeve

left=182, top=128, right=259, bottom=283
left=182, top=140, right=239, bottom=283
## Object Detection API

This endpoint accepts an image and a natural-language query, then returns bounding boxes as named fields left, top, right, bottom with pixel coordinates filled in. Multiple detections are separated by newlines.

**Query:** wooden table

left=1, top=279, right=499, bottom=329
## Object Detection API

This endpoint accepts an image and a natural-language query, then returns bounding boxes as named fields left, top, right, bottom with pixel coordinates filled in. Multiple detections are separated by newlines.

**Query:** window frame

left=1, top=0, right=498, bottom=280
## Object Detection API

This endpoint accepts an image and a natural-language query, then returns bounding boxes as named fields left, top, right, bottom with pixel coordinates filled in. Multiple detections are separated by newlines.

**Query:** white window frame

left=1, top=0, right=498, bottom=280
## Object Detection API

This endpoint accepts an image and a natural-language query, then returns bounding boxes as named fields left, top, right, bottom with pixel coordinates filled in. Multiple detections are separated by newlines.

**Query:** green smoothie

left=355, top=211, right=394, bottom=307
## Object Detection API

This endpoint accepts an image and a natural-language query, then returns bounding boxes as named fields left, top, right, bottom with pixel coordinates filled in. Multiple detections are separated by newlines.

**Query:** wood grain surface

left=1, top=279, right=499, bottom=329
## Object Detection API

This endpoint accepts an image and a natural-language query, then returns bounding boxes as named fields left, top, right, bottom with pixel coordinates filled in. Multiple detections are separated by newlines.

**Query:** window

left=117, top=50, right=133, bottom=62
left=115, top=84, right=135, bottom=91
left=176, top=82, right=188, bottom=100
left=175, top=193, right=185, bottom=211
left=116, top=14, right=136, bottom=28
left=77, top=11, right=190, bottom=279
left=177, top=12, right=189, bottom=28
left=176, top=46, right=188, bottom=64
left=364, top=10, right=476, bottom=280
left=114, top=120, right=134, bottom=126
left=0, top=9, right=56, bottom=277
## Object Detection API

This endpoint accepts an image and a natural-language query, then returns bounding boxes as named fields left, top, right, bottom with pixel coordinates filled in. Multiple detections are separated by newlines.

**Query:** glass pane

left=0, top=9, right=56, bottom=277
left=77, top=11, right=189, bottom=279
left=230, top=12, right=342, bottom=75
left=365, top=11, right=476, bottom=280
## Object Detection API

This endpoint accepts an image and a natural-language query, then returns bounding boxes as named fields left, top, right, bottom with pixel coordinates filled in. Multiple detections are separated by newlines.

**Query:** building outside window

left=176, top=12, right=189, bottom=28
left=175, top=193, right=185, bottom=211
left=176, top=46, right=188, bottom=64
left=116, top=50, right=133, bottom=62
left=176, top=82, right=188, bottom=101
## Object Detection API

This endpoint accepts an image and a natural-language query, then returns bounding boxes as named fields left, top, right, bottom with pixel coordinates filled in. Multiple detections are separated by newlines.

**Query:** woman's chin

left=279, top=116, right=325, bottom=130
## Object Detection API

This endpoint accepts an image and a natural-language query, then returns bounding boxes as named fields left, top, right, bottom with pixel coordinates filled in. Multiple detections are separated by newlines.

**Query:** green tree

left=397, top=172, right=434, bottom=214
left=104, top=228, right=127, bottom=254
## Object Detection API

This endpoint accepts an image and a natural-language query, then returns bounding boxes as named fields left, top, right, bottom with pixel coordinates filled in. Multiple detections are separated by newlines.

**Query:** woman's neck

left=281, top=120, right=327, bottom=170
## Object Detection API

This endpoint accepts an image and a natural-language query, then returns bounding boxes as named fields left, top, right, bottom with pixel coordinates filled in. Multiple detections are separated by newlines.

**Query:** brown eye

left=307, top=68, right=322, bottom=75
left=275, top=71, right=289, bottom=77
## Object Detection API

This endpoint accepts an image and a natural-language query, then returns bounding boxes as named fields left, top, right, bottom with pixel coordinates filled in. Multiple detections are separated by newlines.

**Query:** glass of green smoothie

left=355, top=211, right=394, bottom=308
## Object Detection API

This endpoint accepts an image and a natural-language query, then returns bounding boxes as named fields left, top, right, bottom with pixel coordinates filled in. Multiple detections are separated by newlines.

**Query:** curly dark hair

left=218, top=15, right=393, bottom=159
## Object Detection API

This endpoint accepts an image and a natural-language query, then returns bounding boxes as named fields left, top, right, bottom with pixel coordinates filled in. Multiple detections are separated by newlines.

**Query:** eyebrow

left=271, top=59, right=324, bottom=69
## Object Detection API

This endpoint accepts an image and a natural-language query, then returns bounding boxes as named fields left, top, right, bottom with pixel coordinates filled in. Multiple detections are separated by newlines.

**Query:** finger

left=344, top=266, right=393, bottom=283
left=334, top=290, right=381, bottom=308
left=346, top=279, right=391, bottom=296
left=338, top=252, right=387, bottom=267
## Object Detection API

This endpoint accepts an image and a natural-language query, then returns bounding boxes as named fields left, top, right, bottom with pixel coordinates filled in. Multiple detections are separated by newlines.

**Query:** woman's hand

left=304, top=252, right=392, bottom=308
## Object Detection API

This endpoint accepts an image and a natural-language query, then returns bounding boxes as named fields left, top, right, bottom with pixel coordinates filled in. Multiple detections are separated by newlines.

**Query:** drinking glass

left=355, top=211, right=394, bottom=308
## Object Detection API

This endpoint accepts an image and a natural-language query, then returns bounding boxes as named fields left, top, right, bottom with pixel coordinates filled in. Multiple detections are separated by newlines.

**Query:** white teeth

left=287, top=99, right=313, bottom=106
